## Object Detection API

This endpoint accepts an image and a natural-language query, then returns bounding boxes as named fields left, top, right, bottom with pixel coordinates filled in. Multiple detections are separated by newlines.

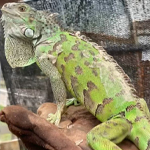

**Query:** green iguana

left=1, top=3, right=150, bottom=150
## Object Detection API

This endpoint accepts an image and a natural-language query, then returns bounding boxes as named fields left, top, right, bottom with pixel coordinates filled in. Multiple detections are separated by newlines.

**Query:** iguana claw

left=66, top=98, right=80, bottom=107
left=47, top=111, right=61, bottom=126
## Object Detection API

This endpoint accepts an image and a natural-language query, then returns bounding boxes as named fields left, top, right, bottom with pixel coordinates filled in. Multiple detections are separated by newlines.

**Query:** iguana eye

left=18, top=6, right=27, bottom=12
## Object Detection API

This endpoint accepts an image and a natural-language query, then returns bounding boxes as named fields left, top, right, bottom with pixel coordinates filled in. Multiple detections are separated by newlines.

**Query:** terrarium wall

left=0, top=0, right=150, bottom=112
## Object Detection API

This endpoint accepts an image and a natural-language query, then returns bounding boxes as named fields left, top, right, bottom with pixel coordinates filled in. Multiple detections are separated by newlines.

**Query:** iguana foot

left=66, top=98, right=80, bottom=107
left=47, top=111, right=61, bottom=126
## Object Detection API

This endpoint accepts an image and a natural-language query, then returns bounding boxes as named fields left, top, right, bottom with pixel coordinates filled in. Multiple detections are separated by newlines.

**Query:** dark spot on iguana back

left=95, top=98, right=113, bottom=116
left=103, top=98, right=113, bottom=105
left=64, top=53, right=75, bottom=62
left=83, top=81, right=98, bottom=110
left=92, top=136, right=96, bottom=141
left=80, top=52, right=84, bottom=58
left=115, top=90, right=125, bottom=97
left=72, top=41, right=80, bottom=51
left=89, top=50, right=95, bottom=56
left=61, top=65, right=65, bottom=71
left=112, top=122, right=118, bottom=126
left=105, top=125, right=111, bottom=129
left=87, top=81, right=98, bottom=91
left=61, top=65, right=67, bottom=83
left=84, top=61, right=90, bottom=66
left=60, top=34, right=67, bottom=41
left=126, top=105, right=136, bottom=112
left=71, top=76, right=78, bottom=84
left=75, top=66, right=83, bottom=75
left=136, top=102, right=143, bottom=111
left=146, top=140, right=150, bottom=150
left=93, top=57, right=98, bottom=62
left=134, top=137, right=139, bottom=147
left=70, top=76, right=81, bottom=98
left=92, top=69, right=98, bottom=76
left=83, top=89, right=95, bottom=110
left=135, top=116, right=146, bottom=122
left=95, top=104, right=103, bottom=115
left=119, top=111, right=125, bottom=117
left=51, top=34, right=67, bottom=54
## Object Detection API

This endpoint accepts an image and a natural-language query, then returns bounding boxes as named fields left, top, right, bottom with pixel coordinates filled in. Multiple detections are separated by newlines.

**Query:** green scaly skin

left=1, top=3, right=150, bottom=150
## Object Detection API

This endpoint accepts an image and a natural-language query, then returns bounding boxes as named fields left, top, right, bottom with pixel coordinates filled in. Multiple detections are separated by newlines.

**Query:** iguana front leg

left=35, top=47, right=66, bottom=126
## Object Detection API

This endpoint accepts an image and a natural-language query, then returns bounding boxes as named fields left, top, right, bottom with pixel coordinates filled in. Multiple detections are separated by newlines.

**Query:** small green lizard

left=1, top=3, right=150, bottom=150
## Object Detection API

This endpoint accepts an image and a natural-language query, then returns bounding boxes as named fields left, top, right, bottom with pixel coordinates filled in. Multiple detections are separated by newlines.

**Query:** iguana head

left=1, top=3, right=39, bottom=40
left=1, top=2, right=60, bottom=41
left=1, top=3, right=59, bottom=68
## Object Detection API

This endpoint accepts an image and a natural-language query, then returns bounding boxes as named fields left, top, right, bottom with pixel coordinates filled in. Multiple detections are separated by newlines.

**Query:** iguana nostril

left=2, top=3, right=9, bottom=9
left=2, top=3, right=16, bottom=9
left=2, top=3, right=12, bottom=9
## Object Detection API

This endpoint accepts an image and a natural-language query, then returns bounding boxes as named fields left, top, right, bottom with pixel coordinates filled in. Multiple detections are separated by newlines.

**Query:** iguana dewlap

left=1, top=3, right=150, bottom=150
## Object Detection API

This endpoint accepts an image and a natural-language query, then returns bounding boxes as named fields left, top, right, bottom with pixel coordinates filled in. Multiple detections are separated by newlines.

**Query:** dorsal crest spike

left=42, top=10, right=59, bottom=20
left=36, top=10, right=60, bottom=26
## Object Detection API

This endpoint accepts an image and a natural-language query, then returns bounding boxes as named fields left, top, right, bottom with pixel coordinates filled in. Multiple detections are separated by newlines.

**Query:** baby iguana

left=1, top=3, right=150, bottom=150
